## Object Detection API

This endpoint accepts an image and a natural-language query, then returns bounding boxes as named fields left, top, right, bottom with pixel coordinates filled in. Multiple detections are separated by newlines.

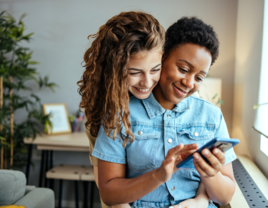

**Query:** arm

left=192, top=112, right=236, bottom=205
left=193, top=147, right=236, bottom=206
left=98, top=143, right=198, bottom=206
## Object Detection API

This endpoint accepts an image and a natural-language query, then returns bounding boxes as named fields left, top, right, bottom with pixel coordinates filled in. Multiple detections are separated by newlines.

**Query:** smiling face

left=127, top=49, right=162, bottom=99
left=153, top=43, right=212, bottom=110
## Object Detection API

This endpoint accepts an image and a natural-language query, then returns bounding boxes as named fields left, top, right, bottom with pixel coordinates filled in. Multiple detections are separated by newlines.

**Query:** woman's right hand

left=155, top=143, right=198, bottom=183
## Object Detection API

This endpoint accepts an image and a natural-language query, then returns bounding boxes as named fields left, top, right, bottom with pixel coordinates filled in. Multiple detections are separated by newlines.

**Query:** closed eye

left=129, top=72, right=140, bottom=75
left=151, top=68, right=161, bottom=72
left=196, top=77, right=204, bottom=82
left=179, top=67, right=188, bottom=73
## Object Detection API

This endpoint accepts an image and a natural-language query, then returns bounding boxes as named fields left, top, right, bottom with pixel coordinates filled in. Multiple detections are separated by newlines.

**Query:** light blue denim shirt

left=92, top=93, right=237, bottom=208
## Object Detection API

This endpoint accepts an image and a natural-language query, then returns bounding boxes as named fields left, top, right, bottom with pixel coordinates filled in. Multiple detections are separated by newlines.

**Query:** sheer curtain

left=254, top=0, right=268, bottom=155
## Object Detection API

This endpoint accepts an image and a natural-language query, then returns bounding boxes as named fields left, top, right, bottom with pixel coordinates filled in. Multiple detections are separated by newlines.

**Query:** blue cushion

left=0, top=170, right=26, bottom=206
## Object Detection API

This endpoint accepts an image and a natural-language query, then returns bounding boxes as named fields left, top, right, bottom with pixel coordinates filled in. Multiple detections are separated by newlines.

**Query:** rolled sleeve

left=92, top=125, right=126, bottom=164
left=215, top=112, right=237, bottom=164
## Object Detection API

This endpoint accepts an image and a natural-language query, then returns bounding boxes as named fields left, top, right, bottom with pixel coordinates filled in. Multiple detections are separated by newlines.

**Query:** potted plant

left=0, top=11, right=57, bottom=169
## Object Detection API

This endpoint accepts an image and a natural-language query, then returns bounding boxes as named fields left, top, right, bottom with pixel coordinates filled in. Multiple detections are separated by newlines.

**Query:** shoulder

left=186, top=96, right=223, bottom=124
left=189, top=95, right=221, bottom=113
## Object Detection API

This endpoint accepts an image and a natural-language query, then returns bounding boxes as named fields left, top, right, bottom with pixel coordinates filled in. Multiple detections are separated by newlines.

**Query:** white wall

left=232, top=0, right=268, bottom=177
left=0, top=0, right=238, bottom=205
left=1, top=0, right=237, bottom=132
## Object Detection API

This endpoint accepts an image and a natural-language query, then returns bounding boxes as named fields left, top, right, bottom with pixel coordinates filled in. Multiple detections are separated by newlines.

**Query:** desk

left=24, top=132, right=90, bottom=186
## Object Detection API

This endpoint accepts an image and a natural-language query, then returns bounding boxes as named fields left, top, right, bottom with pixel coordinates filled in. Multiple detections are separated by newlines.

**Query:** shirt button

left=138, top=131, right=143, bottom=135
left=171, top=186, right=175, bottom=191
left=167, top=114, right=171, bottom=118
left=168, top=138, right=172, bottom=143
left=194, top=132, right=199, bottom=136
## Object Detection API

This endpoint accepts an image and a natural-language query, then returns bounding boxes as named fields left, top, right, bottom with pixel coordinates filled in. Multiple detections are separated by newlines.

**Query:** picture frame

left=43, top=103, right=72, bottom=134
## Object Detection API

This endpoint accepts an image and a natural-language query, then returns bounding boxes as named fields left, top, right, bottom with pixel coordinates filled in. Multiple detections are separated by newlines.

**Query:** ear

left=162, top=54, right=167, bottom=62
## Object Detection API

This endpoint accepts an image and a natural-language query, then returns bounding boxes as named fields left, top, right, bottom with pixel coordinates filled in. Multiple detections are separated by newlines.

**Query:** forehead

left=127, top=49, right=162, bottom=69
left=165, top=43, right=212, bottom=69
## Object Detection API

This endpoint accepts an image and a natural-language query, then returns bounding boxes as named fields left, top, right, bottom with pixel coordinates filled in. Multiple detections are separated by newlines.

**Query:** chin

left=134, top=93, right=151, bottom=100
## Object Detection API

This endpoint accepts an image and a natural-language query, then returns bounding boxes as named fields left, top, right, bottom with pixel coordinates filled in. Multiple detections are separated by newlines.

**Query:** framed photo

left=43, top=103, right=71, bottom=134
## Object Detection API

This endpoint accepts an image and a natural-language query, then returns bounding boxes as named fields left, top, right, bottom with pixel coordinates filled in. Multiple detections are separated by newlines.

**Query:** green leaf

left=212, top=93, right=218, bottom=100
left=28, top=60, right=40, bottom=65
left=0, top=136, right=6, bottom=141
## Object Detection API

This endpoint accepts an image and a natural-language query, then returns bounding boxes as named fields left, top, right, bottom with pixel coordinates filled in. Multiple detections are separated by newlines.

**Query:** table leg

left=45, top=150, right=50, bottom=188
left=83, top=181, right=88, bottom=208
left=25, top=144, right=32, bottom=184
left=49, top=151, right=54, bottom=190
left=39, top=150, right=45, bottom=187
left=75, top=180, right=79, bottom=208
left=59, top=179, right=63, bottom=208
left=89, top=182, right=95, bottom=208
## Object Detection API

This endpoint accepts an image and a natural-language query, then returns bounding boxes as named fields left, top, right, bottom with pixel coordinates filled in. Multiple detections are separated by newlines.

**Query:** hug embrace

left=78, top=11, right=237, bottom=208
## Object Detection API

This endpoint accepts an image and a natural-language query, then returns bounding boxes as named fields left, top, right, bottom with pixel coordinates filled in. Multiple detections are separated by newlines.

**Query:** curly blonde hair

left=78, top=11, right=165, bottom=146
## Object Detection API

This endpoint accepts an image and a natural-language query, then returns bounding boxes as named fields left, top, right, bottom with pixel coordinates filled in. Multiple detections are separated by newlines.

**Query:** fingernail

left=214, top=149, right=219, bottom=154
left=203, top=149, right=208, bottom=155
left=194, top=154, right=199, bottom=159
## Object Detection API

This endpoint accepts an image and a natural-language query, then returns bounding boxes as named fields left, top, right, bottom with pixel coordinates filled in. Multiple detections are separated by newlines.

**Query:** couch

left=0, top=169, right=54, bottom=208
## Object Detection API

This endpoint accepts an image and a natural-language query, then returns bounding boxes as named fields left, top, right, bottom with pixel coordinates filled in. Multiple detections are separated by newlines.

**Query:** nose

left=140, top=74, right=153, bottom=89
left=182, top=75, right=194, bottom=89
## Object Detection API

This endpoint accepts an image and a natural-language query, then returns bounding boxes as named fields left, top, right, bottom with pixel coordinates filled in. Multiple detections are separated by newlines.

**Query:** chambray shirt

left=92, top=93, right=237, bottom=208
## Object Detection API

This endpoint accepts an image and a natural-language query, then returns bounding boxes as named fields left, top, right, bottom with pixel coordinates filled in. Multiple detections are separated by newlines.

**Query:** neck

left=153, top=85, right=175, bottom=110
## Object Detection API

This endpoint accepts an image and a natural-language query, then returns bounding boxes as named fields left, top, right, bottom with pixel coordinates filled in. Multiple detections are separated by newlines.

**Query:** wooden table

left=24, top=132, right=90, bottom=186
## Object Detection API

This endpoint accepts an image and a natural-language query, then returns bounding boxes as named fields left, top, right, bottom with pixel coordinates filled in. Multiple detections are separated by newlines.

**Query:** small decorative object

left=69, top=110, right=85, bottom=132
left=43, top=104, right=71, bottom=134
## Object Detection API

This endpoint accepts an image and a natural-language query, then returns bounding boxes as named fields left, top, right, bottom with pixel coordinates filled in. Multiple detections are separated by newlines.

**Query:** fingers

left=193, top=148, right=225, bottom=177
left=180, top=143, right=198, bottom=152
left=166, top=143, right=184, bottom=159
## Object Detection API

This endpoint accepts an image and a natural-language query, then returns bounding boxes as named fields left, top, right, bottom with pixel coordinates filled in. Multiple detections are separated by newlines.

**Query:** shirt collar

left=142, top=93, right=191, bottom=119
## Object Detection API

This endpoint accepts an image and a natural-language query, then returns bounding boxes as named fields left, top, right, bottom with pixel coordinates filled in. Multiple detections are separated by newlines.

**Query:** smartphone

left=176, top=137, right=240, bottom=168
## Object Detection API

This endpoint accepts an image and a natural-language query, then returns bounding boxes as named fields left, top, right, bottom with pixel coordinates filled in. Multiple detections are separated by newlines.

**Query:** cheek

left=192, top=82, right=202, bottom=93
left=153, top=72, right=161, bottom=82
left=127, top=76, right=138, bottom=87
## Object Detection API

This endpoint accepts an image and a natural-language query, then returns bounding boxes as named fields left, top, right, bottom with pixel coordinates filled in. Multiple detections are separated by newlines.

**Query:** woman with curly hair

left=92, top=17, right=237, bottom=208
left=78, top=12, right=209, bottom=208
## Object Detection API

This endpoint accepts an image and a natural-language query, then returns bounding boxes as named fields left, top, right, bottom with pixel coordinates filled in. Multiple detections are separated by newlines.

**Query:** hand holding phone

left=176, top=137, right=240, bottom=168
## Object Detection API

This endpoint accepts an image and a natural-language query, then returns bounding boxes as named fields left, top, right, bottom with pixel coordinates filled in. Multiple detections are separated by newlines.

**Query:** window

left=258, top=0, right=268, bottom=156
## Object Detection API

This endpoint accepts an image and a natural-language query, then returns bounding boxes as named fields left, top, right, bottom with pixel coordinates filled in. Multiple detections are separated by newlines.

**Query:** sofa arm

left=15, top=188, right=54, bottom=208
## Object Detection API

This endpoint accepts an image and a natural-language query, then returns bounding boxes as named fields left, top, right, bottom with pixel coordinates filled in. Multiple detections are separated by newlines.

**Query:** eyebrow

left=178, top=59, right=207, bottom=75
left=128, top=63, right=161, bottom=71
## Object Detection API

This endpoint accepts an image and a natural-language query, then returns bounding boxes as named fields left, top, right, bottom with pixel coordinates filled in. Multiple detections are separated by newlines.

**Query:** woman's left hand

left=193, top=148, right=225, bottom=178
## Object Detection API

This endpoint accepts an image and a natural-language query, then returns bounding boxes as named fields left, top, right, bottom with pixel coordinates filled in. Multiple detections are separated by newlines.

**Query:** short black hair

left=164, top=17, right=219, bottom=65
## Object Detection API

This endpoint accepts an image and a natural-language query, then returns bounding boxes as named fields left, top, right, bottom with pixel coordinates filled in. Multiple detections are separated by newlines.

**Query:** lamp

left=253, top=103, right=268, bottom=139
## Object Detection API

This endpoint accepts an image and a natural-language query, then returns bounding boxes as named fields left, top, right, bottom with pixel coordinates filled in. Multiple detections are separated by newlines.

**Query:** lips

left=133, top=86, right=151, bottom=94
left=172, top=84, right=189, bottom=96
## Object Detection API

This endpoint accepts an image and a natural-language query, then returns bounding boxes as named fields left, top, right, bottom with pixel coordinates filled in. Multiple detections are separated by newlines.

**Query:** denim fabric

left=92, top=93, right=236, bottom=208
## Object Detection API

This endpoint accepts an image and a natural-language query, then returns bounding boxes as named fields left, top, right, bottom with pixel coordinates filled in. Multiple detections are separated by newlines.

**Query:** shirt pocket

left=177, top=125, right=215, bottom=146
left=125, top=127, right=161, bottom=171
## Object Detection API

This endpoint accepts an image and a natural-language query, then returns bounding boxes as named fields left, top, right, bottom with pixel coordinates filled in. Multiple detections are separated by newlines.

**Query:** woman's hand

left=169, top=196, right=209, bottom=208
left=193, top=148, right=225, bottom=178
left=155, top=143, right=198, bottom=183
